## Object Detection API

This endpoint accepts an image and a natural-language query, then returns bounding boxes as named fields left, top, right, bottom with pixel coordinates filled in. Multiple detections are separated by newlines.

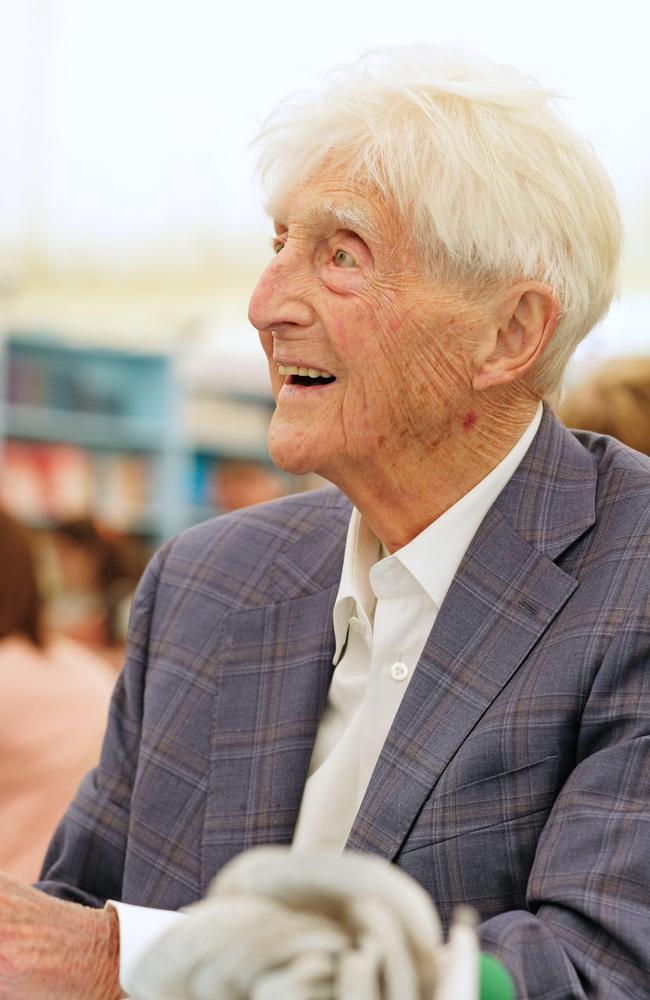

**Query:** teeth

left=277, top=364, right=334, bottom=379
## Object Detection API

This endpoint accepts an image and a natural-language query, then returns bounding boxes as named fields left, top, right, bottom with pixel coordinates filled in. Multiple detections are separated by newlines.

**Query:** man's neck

left=330, top=393, right=542, bottom=553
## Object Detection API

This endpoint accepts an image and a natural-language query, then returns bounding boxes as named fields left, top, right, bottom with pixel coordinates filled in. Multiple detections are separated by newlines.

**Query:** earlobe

left=471, top=283, right=560, bottom=392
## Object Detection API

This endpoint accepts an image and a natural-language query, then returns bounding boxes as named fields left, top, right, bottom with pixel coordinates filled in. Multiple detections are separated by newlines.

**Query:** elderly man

left=1, top=48, right=648, bottom=999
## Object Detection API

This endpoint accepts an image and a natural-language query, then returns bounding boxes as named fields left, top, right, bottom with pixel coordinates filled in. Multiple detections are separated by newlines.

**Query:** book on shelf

left=8, top=353, right=128, bottom=416
left=0, top=441, right=153, bottom=531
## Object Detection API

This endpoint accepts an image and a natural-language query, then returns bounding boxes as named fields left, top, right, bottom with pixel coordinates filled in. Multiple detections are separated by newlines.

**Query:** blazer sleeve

left=35, top=542, right=171, bottom=907
left=478, top=601, right=650, bottom=999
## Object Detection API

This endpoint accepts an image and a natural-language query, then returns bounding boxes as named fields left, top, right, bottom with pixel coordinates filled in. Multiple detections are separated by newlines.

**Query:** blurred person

left=0, top=509, right=114, bottom=882
left=47, top=518, right=148, bottom=669
left=1, top=48, right=649, bottom=1000
left=558, top=355, right=650, bottom=455
left=215, top=459, right=290, bottom=511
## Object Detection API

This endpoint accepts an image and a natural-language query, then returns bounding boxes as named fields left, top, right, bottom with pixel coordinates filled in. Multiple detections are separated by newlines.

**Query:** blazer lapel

left=201, top=507, right=348, bottom=887
left=347, top=406, right=597, bottom=859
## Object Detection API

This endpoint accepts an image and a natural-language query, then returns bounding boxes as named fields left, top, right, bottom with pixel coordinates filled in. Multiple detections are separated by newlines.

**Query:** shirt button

left=349, top=616, right=365, bottom=635
left=390, top=661, right=409, bottom=682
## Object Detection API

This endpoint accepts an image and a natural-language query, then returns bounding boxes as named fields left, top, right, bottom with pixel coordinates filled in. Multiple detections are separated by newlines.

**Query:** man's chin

left=268, top=448, right=318, bottom=477
left=267, top=431, right=321, bottom=478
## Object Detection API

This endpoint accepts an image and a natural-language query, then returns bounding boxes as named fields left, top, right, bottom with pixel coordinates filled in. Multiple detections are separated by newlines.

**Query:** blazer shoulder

left=176, top=486, right=351, bottom=554
left=572, top=428, right=650, bottom=513
left=562, top=429, right=650, bottom=610
left=151, top=487, right=351, bottom=612
left=571, top=426, right=650, bottom=474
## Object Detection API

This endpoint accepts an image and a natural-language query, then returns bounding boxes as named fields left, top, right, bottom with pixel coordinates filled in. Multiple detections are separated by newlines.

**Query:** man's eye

left=333, top=248, right=356, bottom=268
left=271, top=238, right=285, bottom=254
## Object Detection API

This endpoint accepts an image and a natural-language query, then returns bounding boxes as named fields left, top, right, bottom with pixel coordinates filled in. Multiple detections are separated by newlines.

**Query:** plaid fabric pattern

left=37, top=406, right=650, bottom=998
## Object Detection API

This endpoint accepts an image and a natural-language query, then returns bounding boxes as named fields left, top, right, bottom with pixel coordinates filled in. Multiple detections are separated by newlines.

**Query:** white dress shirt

left=112, top=403, right=543, bottom=991
left=292, top=402, right=543, bottom=853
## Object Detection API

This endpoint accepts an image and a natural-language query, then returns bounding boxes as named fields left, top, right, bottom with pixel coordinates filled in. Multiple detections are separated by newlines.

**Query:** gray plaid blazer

left=38, top=407, right=650, bottom=998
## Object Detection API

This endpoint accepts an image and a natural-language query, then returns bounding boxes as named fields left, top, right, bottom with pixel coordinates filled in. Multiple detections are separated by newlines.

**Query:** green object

left=479, top=953, right=515, bottom=999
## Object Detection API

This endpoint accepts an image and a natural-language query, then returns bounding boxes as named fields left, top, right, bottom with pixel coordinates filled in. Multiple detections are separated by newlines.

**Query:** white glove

left=129, top=847, right=476, bottom=1000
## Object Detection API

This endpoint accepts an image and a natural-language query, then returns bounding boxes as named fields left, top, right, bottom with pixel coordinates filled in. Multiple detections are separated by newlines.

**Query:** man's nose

left=248, top=251, right=314, bottom=333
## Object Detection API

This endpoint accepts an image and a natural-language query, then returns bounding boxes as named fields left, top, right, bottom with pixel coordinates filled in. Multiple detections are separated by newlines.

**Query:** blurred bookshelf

left=182, top=390, right=276, bottom=521
left=0, top=333, right=277, bottom=546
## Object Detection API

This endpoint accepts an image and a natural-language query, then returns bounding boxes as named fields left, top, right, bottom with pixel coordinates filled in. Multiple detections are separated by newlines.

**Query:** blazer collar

left=251, top=402, right=593, bottom=601
left=493, top=402, right=597, bottom=559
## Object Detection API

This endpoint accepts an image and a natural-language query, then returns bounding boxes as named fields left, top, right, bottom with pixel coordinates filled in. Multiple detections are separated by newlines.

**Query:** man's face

left=248, top=166, right=489, bottom=482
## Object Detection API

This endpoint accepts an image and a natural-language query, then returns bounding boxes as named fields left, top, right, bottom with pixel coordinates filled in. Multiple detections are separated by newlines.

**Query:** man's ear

left=471, top=282, right=560, bottom=392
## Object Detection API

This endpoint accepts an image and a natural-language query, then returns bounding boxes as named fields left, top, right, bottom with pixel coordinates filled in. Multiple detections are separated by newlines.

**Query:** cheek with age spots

left=462, top=411, right=478, bottom=431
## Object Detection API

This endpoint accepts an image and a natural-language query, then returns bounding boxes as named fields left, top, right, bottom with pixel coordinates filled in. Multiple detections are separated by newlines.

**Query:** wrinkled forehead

left=266, top=160, right=401, bottom=244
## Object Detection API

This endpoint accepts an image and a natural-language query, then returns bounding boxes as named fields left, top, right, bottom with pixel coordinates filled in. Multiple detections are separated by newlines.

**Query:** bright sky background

left=0, top=0, right=648, bottom=367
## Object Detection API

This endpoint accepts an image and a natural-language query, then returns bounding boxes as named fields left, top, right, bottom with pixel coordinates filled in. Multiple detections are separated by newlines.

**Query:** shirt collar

left=332, top=402, right=543, bottom=659
left=387, top=402, right=543, bottom=608
left=332, top=508, right=380, bottom=663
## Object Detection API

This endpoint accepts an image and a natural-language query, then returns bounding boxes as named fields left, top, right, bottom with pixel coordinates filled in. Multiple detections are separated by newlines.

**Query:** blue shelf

left=0, top=335, right=184, bottom=544
left=5, top=403, right=166, bottom=451
left=190, top=441, right=271, bottom=463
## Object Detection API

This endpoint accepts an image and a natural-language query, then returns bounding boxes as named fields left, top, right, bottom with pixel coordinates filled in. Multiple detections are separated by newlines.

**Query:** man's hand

left=0, top=872, right=123, bottom=1000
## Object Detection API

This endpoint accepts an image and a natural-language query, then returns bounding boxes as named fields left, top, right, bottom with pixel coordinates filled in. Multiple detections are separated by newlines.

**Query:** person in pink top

left=0, top=509, right=115, bottom=882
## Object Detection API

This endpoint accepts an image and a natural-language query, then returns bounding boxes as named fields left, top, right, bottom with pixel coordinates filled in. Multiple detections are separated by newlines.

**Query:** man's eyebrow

left=274, top=202, right=378, bottom=242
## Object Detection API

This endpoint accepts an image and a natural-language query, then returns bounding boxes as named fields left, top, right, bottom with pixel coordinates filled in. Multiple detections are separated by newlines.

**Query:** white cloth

left=112, top=403, right=542, bottom=989
left=127, top=847, right=481, bottom=1000
left=108, top=901, right=184, bottom=995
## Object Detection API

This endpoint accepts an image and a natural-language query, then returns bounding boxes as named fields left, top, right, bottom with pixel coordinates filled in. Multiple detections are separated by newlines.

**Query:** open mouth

left=278, top=364, right=336, bottom=387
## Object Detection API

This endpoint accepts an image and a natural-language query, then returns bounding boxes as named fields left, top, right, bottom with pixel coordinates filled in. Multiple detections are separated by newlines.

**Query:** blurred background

left=0, top=0, right=649, bottom=664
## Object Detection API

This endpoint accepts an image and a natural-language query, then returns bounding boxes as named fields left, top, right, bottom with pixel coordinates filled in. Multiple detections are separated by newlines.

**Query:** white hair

left=256, top=47, right=622, bottom=392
